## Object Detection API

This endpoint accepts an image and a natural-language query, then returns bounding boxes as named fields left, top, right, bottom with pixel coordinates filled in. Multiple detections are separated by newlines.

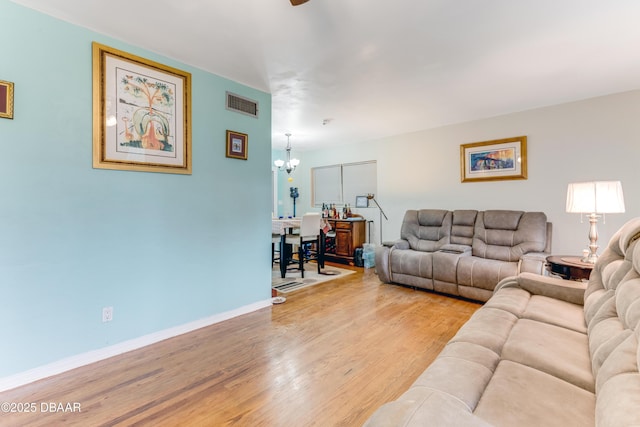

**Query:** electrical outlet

left=102, top=306, right=113, bottom=322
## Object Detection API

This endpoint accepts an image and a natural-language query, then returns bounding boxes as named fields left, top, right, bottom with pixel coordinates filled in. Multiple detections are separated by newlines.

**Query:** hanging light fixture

left=274, top=133, right=300, bottom=174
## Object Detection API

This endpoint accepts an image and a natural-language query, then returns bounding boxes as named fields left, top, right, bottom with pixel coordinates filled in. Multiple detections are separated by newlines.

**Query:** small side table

left=546, top=255, right=594, bottom=281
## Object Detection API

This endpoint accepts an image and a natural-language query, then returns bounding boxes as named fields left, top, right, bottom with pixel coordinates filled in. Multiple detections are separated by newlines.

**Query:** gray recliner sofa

left=364, top=217, right=640, bottom=426
left=376, top=209, right=551, bottom=301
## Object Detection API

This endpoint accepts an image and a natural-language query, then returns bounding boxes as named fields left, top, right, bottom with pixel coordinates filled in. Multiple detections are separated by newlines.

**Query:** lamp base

left=581, top=213, right=600, bottom=264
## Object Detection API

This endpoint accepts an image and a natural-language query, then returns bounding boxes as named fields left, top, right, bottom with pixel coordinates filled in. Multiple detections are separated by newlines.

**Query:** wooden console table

left=324, top=218, right=366, bottom=265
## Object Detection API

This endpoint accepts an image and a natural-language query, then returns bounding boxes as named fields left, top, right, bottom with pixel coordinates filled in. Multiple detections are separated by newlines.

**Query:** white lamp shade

left=566, top=181, right=625, bottom=214
left=274, top=159, right=285, bottom=168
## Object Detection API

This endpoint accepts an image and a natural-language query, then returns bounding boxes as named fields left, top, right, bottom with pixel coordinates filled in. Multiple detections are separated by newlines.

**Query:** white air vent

left=226, top=92, right=259, bottom=118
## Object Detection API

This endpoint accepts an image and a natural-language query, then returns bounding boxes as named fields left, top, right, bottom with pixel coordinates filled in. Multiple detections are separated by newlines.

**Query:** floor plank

left=0, top=266, right=480, bottom=426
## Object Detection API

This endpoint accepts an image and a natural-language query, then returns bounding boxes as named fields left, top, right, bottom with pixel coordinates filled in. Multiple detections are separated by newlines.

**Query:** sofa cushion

left=473, top=360, right=595, bottom=426
left=412, top=342, right=498, bottom=411
left=400, top=209, right=452, bottom=252
left=501, top=319, right=593, bottom=392
left=451, top=210, right=478, bottom=246
left=523, top=294, right=587, bottom=333
left=480, top=288, right=593, bottom=392
left=482, top=286, right=530, bottom=315
left=448, top=306, right=518, bottom=355
left=472, top=211, right=547, bottom=261
left=457, top=257, right=519, bottom=291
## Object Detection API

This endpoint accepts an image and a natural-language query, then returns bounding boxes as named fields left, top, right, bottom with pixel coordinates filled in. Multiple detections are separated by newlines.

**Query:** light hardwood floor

left=0, top=265, right=480, bottom=426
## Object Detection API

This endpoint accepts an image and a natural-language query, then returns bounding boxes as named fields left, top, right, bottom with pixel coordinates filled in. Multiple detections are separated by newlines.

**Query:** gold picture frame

left=460, top=136, right=527, bottom=183
left=225, top=130, right=248, bottom=160
left=0, top=80, right=14, bottom=119
left=92, top=42, right=192, bottom=174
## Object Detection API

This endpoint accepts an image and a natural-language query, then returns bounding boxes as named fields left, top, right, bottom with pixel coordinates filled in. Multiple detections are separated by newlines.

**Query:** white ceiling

left=10, top=0, right=640, bottom=150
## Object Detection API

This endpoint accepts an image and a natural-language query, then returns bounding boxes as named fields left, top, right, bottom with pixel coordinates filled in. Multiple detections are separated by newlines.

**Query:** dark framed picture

left=0, top=80, right=14, bottom=119
left=460, top=136, right=527, bottom=183
left=92, top=42, right=192, bottom=174
left=355, top=196, right=369, bottom=208
left=226, top=130, right=248, bottom=160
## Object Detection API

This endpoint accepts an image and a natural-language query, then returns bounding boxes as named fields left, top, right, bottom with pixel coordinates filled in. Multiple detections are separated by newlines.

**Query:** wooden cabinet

left=324, top=219, right=366, bottom=265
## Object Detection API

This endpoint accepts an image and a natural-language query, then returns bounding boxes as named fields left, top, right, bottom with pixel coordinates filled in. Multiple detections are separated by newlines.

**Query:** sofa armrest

left=519, top=252, right=549, bottom=275
left=439, top=244, right=472, bottom=254
left=495, top=272, right=586, bottom=305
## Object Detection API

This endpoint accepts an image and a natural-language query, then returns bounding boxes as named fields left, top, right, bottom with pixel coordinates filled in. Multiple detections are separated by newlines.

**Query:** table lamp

left=566, top=180, right=625, bottom=263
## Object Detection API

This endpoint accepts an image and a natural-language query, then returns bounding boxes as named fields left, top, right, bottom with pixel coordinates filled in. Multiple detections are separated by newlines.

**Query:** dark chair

left=272, top=233, right=282, bottom=267
left=284, top=213, right=322, bottom=278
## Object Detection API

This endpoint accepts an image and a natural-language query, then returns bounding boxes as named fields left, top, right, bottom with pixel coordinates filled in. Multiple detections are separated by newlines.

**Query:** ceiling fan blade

left=290, top=0, right=310, bottom=5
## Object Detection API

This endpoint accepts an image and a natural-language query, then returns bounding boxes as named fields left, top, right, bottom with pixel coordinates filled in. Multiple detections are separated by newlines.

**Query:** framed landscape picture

left=92, top=42, right=192, bottom=174
left=460, top=136, right=527, bottom=183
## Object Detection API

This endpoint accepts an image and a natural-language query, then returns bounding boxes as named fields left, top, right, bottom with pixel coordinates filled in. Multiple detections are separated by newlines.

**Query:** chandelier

left=274, top=133, right=300, bottom=174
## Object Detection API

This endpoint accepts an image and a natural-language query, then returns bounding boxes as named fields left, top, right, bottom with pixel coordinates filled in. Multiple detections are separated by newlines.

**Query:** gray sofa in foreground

left=376, top=209, right=551, bottom=302
left=364, top=217, right=640, bottom=426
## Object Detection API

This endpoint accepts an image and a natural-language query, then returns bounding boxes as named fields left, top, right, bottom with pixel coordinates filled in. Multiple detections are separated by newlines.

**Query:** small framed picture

left=226, top=130, right=248, bottom=160
left=356, top=195, right=369, bottom=208
left=0, top=80, right=14, bottom=119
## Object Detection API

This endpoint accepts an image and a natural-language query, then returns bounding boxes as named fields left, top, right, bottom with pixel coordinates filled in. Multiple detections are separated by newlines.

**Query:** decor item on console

left=365, top=217, right=640, bottom=426
left=376, top=209, right=551, bottom=302
left=0, top=79, right=14, bottom=119
left=356, top=195, right=369, bottom=208
left=460, top=136, right=527, bottom=183
left=274, top=133, right=300, bottom=181
left=289, top=187, right=299, bottom=217
left=92, top=42, right=192, bottom=175
left=566, top=180, right=625, bottom=263
left=225, top=130, right=248, bottom=160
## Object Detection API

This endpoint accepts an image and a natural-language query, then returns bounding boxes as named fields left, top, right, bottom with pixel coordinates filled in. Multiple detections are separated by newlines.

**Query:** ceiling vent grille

left=226, top=92, right=259, bottom=118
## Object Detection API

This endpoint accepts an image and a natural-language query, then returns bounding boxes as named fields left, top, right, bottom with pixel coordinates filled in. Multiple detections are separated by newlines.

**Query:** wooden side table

left=546, top=255, right=594, bottom=281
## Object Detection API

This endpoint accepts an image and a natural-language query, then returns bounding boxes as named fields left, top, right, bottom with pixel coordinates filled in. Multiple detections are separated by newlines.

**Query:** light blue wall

left=0, top=1, right=272, bottom=377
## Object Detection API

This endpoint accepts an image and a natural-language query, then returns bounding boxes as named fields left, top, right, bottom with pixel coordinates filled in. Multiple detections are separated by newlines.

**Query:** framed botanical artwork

left=225, top=130, right=248, bottom=160
left=0, top=80, right=14, bottom=119
left=460, top=136, right=527, bottom=183
left=92, top=42, right=192, bottom=174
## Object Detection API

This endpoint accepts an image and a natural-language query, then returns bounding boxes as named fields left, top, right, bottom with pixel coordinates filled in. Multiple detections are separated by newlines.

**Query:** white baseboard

left=0, top=299, right=273, bottom=392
